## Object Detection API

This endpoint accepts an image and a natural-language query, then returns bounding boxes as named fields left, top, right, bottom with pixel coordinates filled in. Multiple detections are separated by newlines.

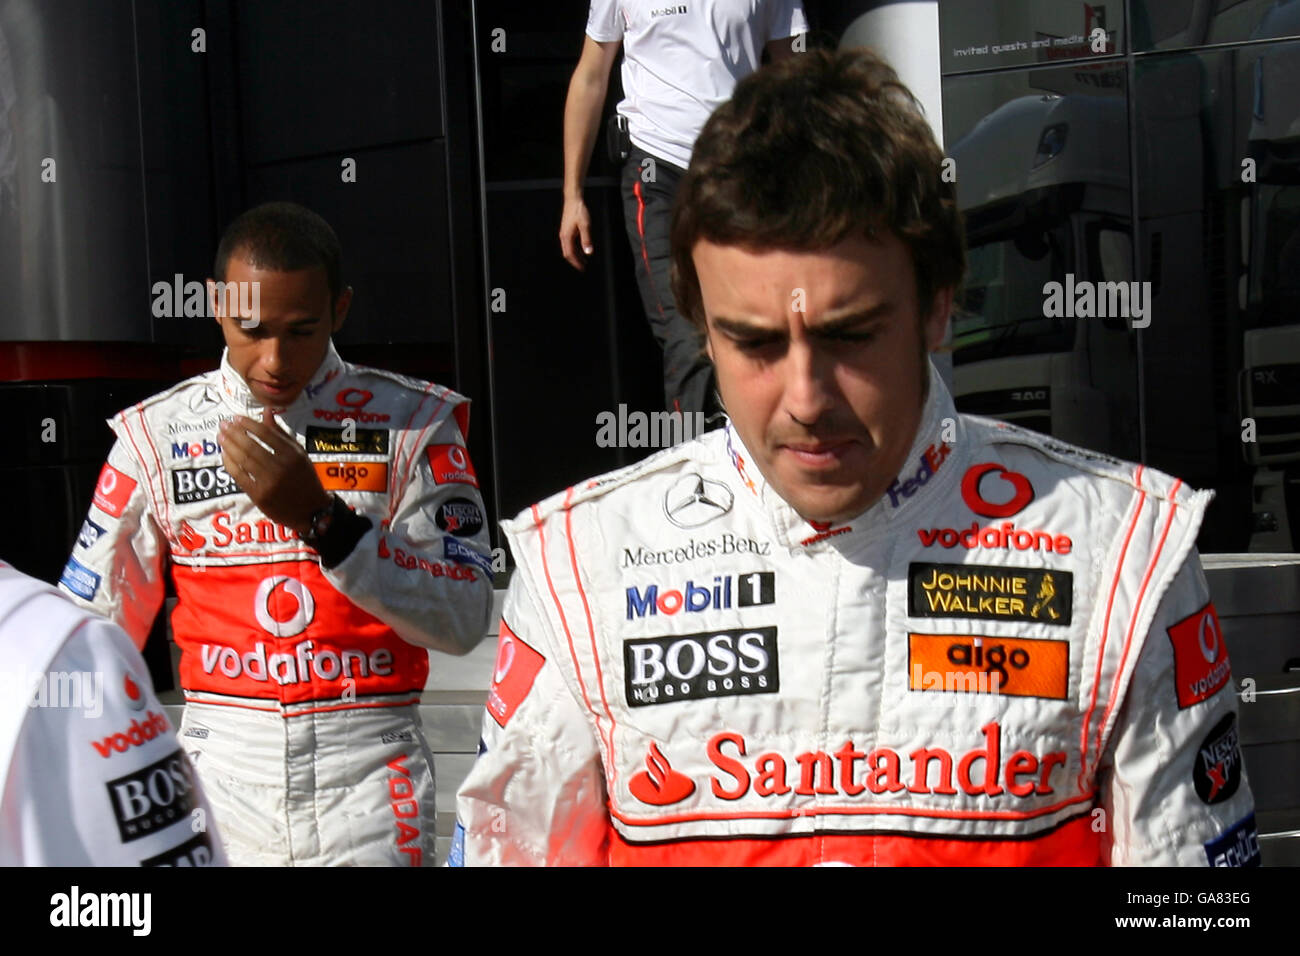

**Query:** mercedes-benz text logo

left=664, top=473, right=734, bottom=528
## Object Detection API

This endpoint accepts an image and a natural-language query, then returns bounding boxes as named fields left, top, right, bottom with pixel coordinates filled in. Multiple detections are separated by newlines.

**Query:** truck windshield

left=1248, top=183, right=1300, bottom=330
left=954, top=220, right=1076, bottom=364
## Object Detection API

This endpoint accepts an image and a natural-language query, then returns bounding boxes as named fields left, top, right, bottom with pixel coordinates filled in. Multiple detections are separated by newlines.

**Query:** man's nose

left=783, top=340, right=836, bottom=426
left=261, top=337, right=286, bottom=374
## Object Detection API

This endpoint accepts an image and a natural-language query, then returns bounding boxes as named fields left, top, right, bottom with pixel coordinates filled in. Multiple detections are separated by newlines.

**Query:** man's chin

left=776, top=482, right=877, bottom=527
left=251, top=386, right=301, bottom=408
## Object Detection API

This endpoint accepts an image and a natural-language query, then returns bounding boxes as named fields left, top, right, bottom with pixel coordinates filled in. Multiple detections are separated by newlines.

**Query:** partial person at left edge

left=57, top=202, right=494, bottom=866
left=0, top=560, right=227, bottom=865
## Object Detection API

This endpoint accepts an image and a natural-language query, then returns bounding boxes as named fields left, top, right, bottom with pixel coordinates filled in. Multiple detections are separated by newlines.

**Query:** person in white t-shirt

left=560, top=0, right=808, bottom=419
left=0, top=561, right=226, bottom=866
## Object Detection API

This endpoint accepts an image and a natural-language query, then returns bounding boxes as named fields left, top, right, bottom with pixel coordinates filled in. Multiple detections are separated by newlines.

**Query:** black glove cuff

left=311, top=496, right=373, bottom=569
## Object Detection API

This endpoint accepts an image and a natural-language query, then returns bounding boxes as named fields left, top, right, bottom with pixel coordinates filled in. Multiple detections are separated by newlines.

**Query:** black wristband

left=312, top=496, right=373, bottom=569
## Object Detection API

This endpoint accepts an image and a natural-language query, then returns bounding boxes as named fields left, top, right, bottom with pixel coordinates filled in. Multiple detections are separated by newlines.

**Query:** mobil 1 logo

left=624, top=626, right=778, bottom=707
left=106, top=749, right=200, bottom=843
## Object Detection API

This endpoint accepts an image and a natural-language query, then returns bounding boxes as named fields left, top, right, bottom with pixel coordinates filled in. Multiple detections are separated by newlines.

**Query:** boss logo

left=106, top=750, right=200, bottom=843
left=171, top=465, right=238, bottom=504
left=623, top=626, right=778, bottom=707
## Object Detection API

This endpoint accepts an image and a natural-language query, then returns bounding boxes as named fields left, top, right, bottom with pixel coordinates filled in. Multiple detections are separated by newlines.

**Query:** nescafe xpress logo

left=1194, top=713, right=1243, bottom=805
left=436, top=498, right=483, bottom=537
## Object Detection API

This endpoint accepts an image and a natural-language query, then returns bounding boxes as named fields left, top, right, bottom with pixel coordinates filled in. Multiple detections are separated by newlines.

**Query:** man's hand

left=560, top=195, right=594, bottom=271
left=219, top=409, right=331, bottom=534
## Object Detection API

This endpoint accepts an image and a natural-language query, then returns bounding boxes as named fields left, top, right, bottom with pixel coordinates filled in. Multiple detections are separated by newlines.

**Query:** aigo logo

left=253, top=576, right=316, bottom=637
left=962, top=463, right=1034, bottom=518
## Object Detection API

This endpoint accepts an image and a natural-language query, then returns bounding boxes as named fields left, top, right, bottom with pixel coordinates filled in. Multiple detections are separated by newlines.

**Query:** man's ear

left=924, top=286, right=954, bottom=352
left=331, top=286, right=353, bottom=333
left=206, top=279, right=222, bottom=329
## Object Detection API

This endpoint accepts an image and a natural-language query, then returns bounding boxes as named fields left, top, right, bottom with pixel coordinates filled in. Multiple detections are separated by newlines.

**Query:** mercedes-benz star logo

left=190, top=385, right=221, bottom=413
left=664, top=474, right=734, bottom=528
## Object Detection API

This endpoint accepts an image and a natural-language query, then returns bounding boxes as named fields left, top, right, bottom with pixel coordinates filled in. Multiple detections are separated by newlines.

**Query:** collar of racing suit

left=217, top=341, right=347, bottom=419
left=722, top=358, right=972, bottom=552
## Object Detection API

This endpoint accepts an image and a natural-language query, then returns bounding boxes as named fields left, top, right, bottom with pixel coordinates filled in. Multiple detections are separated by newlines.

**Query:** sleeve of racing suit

left=0, top=612, right=226, bottom=866
left=321, top=397, right=494, bottom=657
left=451, top=555, right=610, bottom=865
left=57, top=436, right=168, bottom=650
left=1098, top=549, right=1259, bottom=865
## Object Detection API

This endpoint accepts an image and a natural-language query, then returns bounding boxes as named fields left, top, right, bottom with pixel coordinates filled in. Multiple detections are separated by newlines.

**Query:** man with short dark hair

left=455, top=50, right=1257, bottom=866
left=560, top=0, right=808, bottom=419
left=61, top=201, right=494, bottom=866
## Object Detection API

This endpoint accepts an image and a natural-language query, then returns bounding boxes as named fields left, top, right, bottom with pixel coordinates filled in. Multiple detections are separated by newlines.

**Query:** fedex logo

left=886, top=443, right=951, bottom=508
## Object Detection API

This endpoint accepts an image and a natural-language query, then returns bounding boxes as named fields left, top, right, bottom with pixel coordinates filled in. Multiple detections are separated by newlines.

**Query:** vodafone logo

left=337, top=388, right=373, bottom=408
left=962, top=463, right=1034, bottom=518
left=1167, top=602, right=1232, bottom=709
left=1199, top=610, right=1221, bottom=664
left=92, top=463, right=137, bottom=518
left=493, top=634, right=516, bottom=683
left=628, top=742, right=696, bottom=806
left=253, top=576, right=316, bottom=637
left=123, top=672, right=146, bottom=711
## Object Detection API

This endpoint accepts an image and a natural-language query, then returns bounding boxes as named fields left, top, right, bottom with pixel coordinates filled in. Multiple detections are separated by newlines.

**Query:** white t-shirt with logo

left=587, top=0, right=808, bottom=170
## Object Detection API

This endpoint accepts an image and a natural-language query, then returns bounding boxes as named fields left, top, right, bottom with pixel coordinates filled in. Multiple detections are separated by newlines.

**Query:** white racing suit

left=59, top=343, right=495, bottom=865
left=454, top=363, right=1258, bottom=865
left=0, top=562, right=226, bottom=866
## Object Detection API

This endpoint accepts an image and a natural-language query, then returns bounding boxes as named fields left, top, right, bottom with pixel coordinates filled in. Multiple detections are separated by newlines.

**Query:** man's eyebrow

left=711, top=315, right=783, bottom=337
left=288, top=316, right=323, bottom=327
left=807, top=303, right=891, bottom=334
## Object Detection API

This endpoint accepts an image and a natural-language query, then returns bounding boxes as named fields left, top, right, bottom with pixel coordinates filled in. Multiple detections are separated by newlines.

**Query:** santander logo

left=628, top=742, right=696, bottom=806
